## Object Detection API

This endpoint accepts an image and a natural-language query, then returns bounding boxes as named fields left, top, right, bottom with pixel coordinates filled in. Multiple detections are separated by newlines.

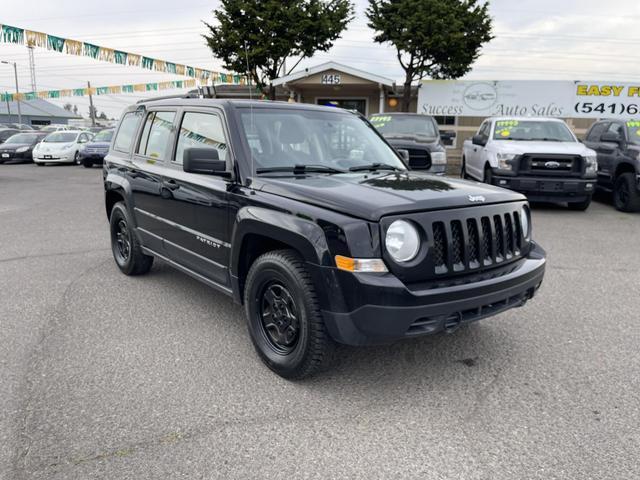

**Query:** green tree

left=204, top=0, right=354, bottom=99
left=366, top=0, right=493, bottom=111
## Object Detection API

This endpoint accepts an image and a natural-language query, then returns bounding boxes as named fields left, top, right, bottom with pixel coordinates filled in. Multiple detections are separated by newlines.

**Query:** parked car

left=38, top=124, right=72, bottom=133
left=79, top=128, right=114, bottom=167
left=369, top=113, right=447, bottom=173
left=462, top=117, right=598, bottom=210
left=0, top=128, right=21, bottom=144
left=104, top=98, right=546, bottom=379
left=33, top=131, right=93, bottom=165
left=583, top=119, right=640, bottom=212
left=0, top=132, right=48, bottom=164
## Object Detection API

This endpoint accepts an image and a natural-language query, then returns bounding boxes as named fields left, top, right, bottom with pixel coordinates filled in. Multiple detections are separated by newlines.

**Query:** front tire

left=613, top=172, right=640, bottom=212
left=568, top=197, right=592, bottom=211
left=109, top=202, right=153, bottom=275
left=244, top=250, right=332, bottom=379
left=74, top=152, right=81, bottom=165
left=484, top=165, right=494, bottom=184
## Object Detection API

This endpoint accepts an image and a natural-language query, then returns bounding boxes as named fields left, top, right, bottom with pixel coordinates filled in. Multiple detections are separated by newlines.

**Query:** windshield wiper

left=349, top=163, right=401, bottom=172
left=256, top=164, right=345, bottom=175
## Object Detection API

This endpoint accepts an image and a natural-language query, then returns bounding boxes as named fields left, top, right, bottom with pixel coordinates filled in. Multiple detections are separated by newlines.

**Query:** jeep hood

left=255, top=171, right=524, bottom=221
left=495, top=140, right=593, bottom=156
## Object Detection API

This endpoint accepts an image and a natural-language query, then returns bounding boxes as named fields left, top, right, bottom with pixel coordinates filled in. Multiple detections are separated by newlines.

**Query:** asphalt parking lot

left=1, top=163, right=639, bottom=480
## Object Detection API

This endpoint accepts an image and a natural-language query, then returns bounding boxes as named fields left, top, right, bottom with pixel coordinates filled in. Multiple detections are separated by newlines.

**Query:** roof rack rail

left=136, top=86, right=218, bottom=104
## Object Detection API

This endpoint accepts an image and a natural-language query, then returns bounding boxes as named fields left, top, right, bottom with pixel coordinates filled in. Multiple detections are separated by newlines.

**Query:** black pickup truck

left=103, top=98, right=546, bottom=379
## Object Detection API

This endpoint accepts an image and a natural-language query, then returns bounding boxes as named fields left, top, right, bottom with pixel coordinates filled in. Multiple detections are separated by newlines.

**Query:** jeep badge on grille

left=468, top=195, right=486, bottom=203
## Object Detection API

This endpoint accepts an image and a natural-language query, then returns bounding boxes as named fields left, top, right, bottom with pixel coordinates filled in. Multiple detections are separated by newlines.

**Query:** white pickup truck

left=461, top=117, right=598, bottom=210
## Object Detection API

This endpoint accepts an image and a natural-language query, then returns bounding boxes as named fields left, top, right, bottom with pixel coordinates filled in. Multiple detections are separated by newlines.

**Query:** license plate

left=44, top=155, right=52, bottom=159
left=1, top=153, right=9, bottom=158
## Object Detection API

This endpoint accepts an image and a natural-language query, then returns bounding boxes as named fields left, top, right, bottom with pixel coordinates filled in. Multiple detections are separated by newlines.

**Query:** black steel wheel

left=613, top=173, right=640, bottom=212
left=109, top=202, right=153, bottom=275
left=244, top=249, right=333, bottom=379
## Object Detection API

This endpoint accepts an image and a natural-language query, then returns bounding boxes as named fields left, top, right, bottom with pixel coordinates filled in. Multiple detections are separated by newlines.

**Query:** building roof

left=272, top=61, right=395, bottom=87
left=0, top=98, right=81, bottom=119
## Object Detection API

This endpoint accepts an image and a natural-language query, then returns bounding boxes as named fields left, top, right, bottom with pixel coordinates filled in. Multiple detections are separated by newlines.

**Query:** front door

left=159, top=109, right=232, bottom=288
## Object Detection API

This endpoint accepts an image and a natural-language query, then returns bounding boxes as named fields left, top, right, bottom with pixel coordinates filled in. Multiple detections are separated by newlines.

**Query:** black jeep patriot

left=103, top=98, right=546, bottom=379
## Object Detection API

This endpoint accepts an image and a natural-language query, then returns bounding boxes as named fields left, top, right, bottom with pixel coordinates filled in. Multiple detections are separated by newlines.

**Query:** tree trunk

left=268, top=84, right=276, bottom=101
left=401, top=76, right=413, bottom=112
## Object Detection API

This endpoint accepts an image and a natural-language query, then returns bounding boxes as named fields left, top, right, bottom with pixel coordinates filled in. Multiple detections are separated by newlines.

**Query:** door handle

left=163, top=179, right=180, bottom=191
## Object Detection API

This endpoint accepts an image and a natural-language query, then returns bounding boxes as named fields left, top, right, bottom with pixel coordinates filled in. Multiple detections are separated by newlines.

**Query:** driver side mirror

left=183, top=147, right=228, bottom=176
left=472, top=134, right=487, bottom=147
left=600, top=131, right=624, bottom=145
left=396, top=148, right=410, bottom=163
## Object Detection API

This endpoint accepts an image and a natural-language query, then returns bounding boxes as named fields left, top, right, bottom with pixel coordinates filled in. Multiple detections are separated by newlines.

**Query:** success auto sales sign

left=418, top=80, right=640, bottom=119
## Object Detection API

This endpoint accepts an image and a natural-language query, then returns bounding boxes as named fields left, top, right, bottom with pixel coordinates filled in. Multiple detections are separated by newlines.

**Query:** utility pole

left=87, top=81, right=96, bottom=126
left=1, top=61, right=22, bottom=125
left=4, top=91, right=11, bottom=122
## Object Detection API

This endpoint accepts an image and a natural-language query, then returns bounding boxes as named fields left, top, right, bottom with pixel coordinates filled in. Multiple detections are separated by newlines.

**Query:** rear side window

left=137, top=111, right=176, bottom=160
left=113, top=112, right=142, bottom=153
left=586, top=122, right=607, bottom=142
left=175, top=112, right=228, bottom=165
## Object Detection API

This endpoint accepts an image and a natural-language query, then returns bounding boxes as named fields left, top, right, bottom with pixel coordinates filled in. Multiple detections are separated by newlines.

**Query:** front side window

left=492, top=120, right=575, bottom=142
left=586, top=122, right=607, bottom=142
left=113, top=111, right=142, bottom=153
left=137, top=111, right=176, bottom=159
left=239, top=108, right=406, bottom=173
left=175, top=112, right=228, bottom=165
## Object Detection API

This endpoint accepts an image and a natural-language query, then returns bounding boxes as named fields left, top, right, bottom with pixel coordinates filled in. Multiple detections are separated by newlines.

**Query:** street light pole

left=1, top=61, right=21, bottom=125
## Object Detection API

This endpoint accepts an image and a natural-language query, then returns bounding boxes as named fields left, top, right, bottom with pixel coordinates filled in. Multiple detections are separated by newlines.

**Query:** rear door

left=129, top=108, right=178, bottom=253
left=158, top=107, right=233, bottom=288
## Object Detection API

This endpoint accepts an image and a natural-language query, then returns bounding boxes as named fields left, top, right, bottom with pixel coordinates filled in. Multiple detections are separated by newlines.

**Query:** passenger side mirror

left=183, top=148, right=228, bottom=176
left=440, top=130, right=456, bottom=146
left=396, top=148, right=410, bottom=163
left=472, top=134, right=487, bottom=147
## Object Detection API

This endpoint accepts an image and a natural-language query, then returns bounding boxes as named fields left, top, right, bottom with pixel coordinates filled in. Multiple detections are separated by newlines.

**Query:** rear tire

left=568, top=197, right=592, bottom=211
left=109, top=202, right=153, bottom=275
left=613, top=172, right=640, bottom=212
left=244, top=249, right=333, bottom=379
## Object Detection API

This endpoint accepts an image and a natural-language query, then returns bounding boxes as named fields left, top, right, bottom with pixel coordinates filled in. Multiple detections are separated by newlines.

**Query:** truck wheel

left=568, top=197, right=592, bottom=211
left=109, top=202, right=153, bottom=275
left=613, top=173, right=640, bottom=212
left=244, top=249, right=333, bottom=379
left=484, top=165, right=493, bottom=184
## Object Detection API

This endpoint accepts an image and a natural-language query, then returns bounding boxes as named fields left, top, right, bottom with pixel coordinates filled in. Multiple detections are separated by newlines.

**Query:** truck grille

left=519, top=154, right=583, bottom=176
left=406, top=148, right=432, bottom=170
left=431, top=211, right=522, bottom=273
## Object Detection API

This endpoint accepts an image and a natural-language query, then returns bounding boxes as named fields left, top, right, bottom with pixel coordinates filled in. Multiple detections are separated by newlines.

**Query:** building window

left=317, top=99, right=366, bottom=116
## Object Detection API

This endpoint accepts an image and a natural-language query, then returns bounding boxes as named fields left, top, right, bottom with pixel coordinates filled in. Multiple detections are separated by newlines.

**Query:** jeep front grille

left=430, top=211, right=523, bottom=275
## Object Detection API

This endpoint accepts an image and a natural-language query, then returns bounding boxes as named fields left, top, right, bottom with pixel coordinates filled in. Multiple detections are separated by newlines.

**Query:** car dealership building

left=216, top=61, right=630, bottom=163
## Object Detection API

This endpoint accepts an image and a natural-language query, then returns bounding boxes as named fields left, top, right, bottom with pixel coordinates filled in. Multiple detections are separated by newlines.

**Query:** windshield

left=5, top=133, right=39, bottom=144
left=92, top=129, right=114, bottom=142
left=45, top=132, right=77, bottom=143
left=369, top=115, right=438, bottom=138
left=493, top=120, right=575, bottom=142
left=239, top=108, right=406, bottom=173
left=625, top=120, right=640, bottom=144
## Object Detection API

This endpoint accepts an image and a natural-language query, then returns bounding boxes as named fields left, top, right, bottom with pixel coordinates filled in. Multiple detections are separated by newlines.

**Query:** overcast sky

left=1, top=0, right=639, bottom=119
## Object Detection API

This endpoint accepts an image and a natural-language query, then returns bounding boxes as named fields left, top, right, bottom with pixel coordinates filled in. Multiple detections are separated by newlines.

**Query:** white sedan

left=33, top=131, right=94, bottom=165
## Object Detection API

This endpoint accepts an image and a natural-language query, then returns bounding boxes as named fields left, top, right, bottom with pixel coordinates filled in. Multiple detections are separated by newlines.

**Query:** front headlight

left=385, top=220, right=421, bottom=262
left=496, top=153, right=516, bottom=170
left=584, top=154, right=598, bottom=175
left=520, top=206, right=530, bottom=239
left=16, top=146, right=29, bottom=153
left=431, top=151, right=447, bottom=165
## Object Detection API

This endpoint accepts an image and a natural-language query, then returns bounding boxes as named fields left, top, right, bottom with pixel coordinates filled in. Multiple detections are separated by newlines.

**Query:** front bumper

left=491, top=173, right=595, bottom=203
left=319, top=243, right=546, bottom=346
left=34, top=151, right=75, bottom=163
